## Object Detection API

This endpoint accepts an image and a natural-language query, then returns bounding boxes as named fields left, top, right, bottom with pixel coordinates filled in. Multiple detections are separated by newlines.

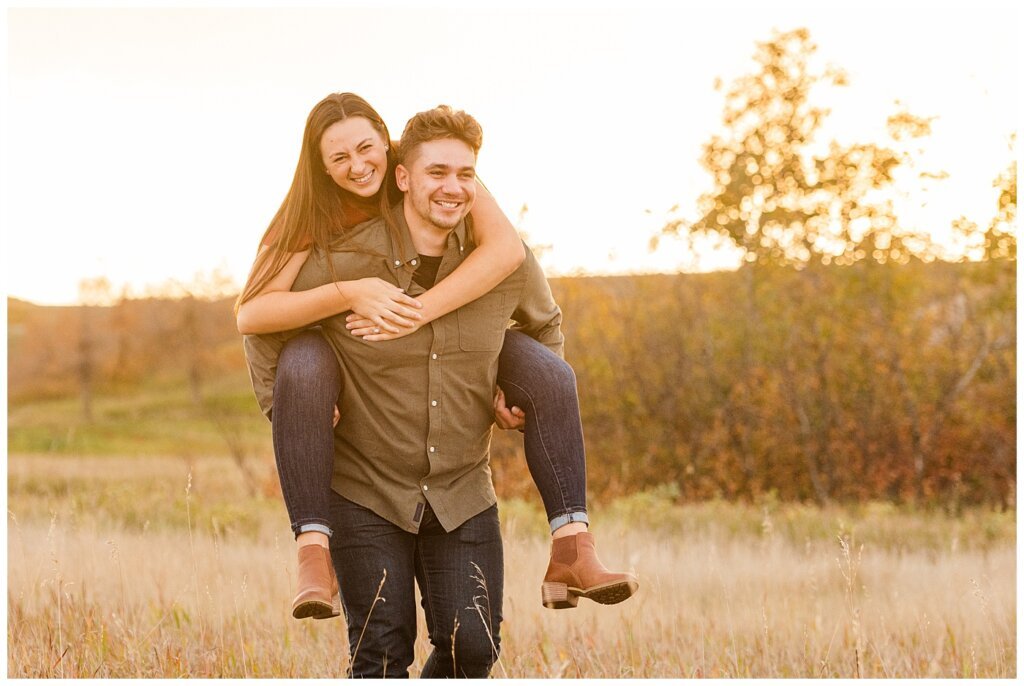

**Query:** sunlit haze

left=3, top=3, right=1017, bottom=305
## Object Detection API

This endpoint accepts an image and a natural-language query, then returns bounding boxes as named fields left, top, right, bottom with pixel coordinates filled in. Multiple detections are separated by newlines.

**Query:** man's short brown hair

left=397, top=105, right=483, bottom=164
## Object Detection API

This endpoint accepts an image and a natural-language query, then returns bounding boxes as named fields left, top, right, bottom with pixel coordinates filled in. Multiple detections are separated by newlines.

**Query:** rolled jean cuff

left=548, top=510, right=589, bottom=534
left=294, top=521, right=333, bottom=538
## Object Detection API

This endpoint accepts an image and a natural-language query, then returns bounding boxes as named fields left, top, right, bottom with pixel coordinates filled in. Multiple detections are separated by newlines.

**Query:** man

left=253, top=105, right=564, bottom=678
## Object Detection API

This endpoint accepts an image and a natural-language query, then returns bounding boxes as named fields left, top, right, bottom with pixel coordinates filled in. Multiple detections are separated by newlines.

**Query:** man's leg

left=328, top=492, right=417, bottom=678
left=416, top=505, right=503, bottom=679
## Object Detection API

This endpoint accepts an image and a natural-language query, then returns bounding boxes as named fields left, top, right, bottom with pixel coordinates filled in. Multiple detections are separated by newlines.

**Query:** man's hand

left=493, top=386, right=526, bottom=430
left=345, top=314, right=423, bottom=341
left=344, top=278, right=423, bottom=334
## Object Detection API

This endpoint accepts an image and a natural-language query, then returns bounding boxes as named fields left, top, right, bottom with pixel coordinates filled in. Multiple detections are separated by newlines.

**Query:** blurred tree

left=648, top=27, right=1020, bottom=507
left=660, top=27, right=935, bottom=267
left=110, top=285, right=144, bottom=387
left=883, top=106, right=949, bottom=262
left=984, top=156, right=1016, bottom=261
left=948, top=141, right=1016, bottom=264
left=76, top=277, right=113, bottom=421
left=146, top=269, right=240, bottom=405
left=182, top=293, right=205, bottom=406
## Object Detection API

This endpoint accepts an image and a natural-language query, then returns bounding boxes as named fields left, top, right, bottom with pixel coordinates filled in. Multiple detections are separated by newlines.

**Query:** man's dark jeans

left=328, top=493, right=503, bottom=678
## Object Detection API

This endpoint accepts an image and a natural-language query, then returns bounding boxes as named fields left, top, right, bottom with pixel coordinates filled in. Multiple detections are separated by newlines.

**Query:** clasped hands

left=343, top=277, right=424, bottom=342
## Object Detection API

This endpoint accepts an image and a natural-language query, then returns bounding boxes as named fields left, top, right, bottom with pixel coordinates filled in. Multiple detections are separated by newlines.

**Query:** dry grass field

left=7, top=454, right=1016, bottom=678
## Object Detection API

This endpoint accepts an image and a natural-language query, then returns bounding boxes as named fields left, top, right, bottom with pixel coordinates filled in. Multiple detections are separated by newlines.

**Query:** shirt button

left=412, top=259, right=418, bottom=265
left=422, top=484, right=429, bottom=492
left=429, top=446, right=436, bottom=453
left=431, top=400, right=438, bottom=407
left=394, top=260, right=401, bottom=267
left=431, top=353, right=438, bottom=360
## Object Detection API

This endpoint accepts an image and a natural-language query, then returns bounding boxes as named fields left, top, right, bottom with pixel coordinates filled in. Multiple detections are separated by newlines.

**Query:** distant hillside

left=8, top=294, right=240, bottom=402
left=7, top=260, right=1016, bottom=506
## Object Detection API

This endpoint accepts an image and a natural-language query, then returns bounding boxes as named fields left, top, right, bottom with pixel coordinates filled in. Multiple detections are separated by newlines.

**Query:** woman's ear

left=395, top=164, right=410, bottom=192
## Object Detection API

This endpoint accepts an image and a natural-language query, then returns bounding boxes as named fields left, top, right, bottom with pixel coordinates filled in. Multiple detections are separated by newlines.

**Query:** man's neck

left=403, top=201, right=451, bottom=257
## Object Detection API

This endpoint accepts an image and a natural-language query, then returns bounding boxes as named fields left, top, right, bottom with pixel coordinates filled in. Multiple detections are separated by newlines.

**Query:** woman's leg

left=497, top=329, right=638, bottom=609
left=496, top=329, right=588, bottom=530
left=272, top=328, right=342, bottom=619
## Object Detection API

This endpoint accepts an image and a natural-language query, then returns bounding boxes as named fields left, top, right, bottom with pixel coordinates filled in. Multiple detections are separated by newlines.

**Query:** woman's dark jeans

left=328, top=494, right=503, bottom=678
left=271, top=328, right=589, bottom=538
left=496, top=329, right=589, bottom=530
left=272, top=329, right=340, bottom=537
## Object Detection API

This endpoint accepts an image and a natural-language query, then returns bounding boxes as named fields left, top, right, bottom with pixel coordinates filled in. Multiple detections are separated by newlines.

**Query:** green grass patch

left=8, top=377, right=270, bottom=457
left=593, top=485, right=1014, bottom=552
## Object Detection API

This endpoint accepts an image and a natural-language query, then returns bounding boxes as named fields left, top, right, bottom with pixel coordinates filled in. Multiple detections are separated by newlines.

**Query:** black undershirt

left=413, top=254, right=444, bottom=290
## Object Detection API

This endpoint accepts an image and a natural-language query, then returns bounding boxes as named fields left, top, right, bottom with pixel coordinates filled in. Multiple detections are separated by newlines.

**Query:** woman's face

left=319, top=116, right=389, bottom=198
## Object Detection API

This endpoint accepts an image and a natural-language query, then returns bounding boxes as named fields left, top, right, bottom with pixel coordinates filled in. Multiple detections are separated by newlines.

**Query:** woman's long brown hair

left=235, top=93, right=402, bottom=314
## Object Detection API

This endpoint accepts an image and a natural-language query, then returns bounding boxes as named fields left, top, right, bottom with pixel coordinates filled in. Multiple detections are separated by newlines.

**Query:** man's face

left=396, top=138, right=477, bottom=231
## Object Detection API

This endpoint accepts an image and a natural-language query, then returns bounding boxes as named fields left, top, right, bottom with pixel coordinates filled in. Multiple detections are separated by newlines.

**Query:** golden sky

left=3, top=2, right=1017, bottom=304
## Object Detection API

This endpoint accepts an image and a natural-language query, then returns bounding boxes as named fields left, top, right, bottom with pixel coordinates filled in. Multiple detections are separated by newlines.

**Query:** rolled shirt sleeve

left=510, top=244, right=564, bottom=358
left=243, top=330, right=298, bottom=420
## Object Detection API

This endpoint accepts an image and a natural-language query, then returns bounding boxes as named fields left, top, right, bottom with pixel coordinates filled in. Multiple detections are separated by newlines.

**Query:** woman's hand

left=345, top=314, right=422, bottom=341
left=493, top=386, right=526, bottom=431
left=333, top=405, right=340, bottom=427
left=344, top=278, right=423, bottom=334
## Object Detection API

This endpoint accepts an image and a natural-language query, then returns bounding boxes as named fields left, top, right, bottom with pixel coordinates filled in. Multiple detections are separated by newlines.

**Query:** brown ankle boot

left=292, top=544, right=341, bottom=620
left=541, top=532, right=638, bottom=609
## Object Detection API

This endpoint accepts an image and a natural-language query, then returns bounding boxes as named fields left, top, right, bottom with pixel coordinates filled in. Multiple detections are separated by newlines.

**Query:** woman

left=237, top=93, right=636, bottom=619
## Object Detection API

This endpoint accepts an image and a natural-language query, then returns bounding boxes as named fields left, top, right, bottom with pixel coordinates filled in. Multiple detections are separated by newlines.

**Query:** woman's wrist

left=328, top=280, right=354, bottom=315
left=413, top=294, right=442, bottom=326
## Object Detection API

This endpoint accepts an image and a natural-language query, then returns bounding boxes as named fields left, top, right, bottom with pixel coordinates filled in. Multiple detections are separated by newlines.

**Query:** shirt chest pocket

left=457, top=292, right=509, bottom=352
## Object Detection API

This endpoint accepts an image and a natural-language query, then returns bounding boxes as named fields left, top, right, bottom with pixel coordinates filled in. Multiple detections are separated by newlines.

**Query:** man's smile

left=433, top=198, right=464, bottom=210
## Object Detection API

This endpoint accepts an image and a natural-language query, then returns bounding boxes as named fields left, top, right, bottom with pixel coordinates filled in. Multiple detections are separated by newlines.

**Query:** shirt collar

left=387, top=202, right=470, bottom=268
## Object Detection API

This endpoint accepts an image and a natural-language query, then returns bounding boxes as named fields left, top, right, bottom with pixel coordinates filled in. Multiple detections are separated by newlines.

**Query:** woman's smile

left=320, top=116, right=388, bottom=198
left=349, top=169, right=376, bottom=186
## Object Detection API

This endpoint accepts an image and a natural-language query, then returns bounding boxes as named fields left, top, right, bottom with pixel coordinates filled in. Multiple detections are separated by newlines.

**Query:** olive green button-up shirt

left=243, top=209, right=563, bottom=533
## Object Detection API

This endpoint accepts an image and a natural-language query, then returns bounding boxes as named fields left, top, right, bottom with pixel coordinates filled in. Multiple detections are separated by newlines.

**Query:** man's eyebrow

left=424, top=162, right=476, bottom=172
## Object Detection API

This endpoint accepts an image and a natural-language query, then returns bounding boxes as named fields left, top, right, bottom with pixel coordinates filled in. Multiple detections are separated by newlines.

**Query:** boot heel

left=314, top=592, right=341, bottom=620
left=542, top=582, right=578, bottom=609
left=331, top=591, right=341, bottom=617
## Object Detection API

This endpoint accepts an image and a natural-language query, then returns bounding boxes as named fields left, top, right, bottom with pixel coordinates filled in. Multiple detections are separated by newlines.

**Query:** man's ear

left=395, top=164, right=410, bottom=192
